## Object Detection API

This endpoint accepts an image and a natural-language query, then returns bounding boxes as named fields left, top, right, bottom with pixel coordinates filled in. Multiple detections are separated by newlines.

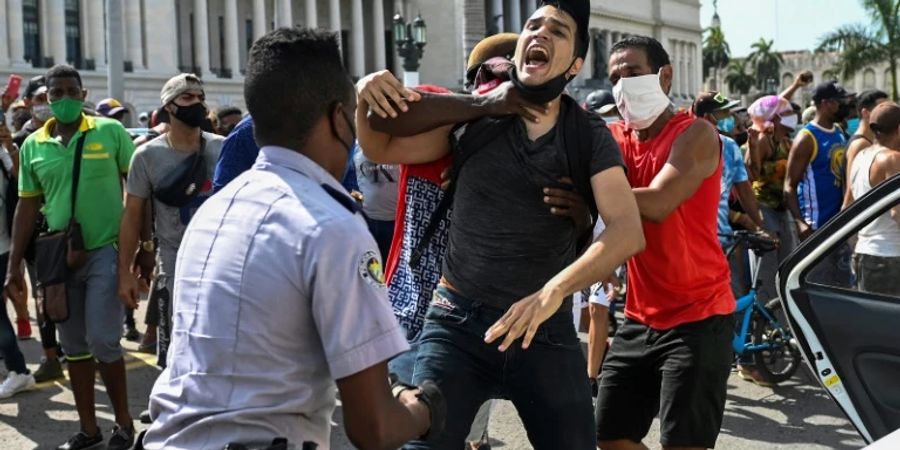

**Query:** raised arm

left=784, top=131, right=815, bottom=240
left=359, top=70, right=546, bottom=138
left=780, top=71, right=813, bottom=103
left=633, top=120, right=722, bottom=223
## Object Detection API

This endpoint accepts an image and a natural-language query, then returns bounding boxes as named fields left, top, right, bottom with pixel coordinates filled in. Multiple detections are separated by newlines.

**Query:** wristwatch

left=140, top=240, right=156, bottom=252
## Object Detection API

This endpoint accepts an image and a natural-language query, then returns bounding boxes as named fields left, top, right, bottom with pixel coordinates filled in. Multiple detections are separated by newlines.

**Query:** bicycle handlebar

left=721, top=230, right=779, bottom=256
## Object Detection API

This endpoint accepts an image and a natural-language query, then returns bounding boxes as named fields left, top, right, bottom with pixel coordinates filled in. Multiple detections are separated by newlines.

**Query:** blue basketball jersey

left=797, top=122, right=847, bottom=229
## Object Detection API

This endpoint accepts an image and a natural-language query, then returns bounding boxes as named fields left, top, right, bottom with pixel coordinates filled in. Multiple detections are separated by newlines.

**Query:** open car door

left=778, top=173, right=900, bottom=445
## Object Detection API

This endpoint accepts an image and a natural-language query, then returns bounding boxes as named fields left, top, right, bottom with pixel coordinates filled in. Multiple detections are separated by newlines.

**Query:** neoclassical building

left=0, top=0, right=701, bottom=123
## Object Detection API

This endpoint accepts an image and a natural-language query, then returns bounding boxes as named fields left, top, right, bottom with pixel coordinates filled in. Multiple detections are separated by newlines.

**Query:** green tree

left=703, top=26, right=731, bottom=82
left=817, top=0, right=900, bottom=100
left=725, top=58, right=755, bottom=95
left=747, top=38, right=784, bottom=91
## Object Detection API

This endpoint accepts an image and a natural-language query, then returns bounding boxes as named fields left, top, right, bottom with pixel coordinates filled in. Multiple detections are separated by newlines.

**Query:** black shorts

left=595, top=314, right=733, bottom=448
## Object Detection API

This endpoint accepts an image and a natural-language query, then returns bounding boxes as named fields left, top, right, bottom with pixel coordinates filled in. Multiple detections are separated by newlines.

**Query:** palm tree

left=725, top=59, right=755, bottom=95
left=747, top=38, right=784, bottom=91
left=703, top=26, right=731, bottom=88
left=817, top=0, right=900, bottom=100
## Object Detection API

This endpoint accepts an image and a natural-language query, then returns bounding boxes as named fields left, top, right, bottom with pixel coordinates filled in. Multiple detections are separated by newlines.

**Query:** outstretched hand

left=484, top=286, right=564, bottom=351
left=483, top=81, right=549, bottom=123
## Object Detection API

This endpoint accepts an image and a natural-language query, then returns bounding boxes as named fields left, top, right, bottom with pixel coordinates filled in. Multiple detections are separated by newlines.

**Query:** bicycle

left=723, top=230, right=802, bottom=384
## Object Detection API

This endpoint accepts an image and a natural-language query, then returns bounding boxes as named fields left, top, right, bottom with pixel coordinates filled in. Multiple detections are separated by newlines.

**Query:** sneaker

left=0, top=371, right=35, bottom=399
left=107, top=424, right=135, bottom=450
left=737, top=365, right=774, bottom=387
left=137, top=340, right=157, bottom=354
left=56, top=430, right=102, bottom=450
left=34, top=357, right=65, bottom=383
left=124, top=325, right=141, bottom=342
left=16, top=318, right=32, bottom=340
left=139, top=409, right=153, bottom=424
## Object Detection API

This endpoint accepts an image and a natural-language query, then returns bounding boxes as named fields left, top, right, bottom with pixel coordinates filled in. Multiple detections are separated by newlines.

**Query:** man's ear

left=659, top=64, right=674, bottom=95
left=80, top=89, right=88, bottom=101
left=568, top=57, right=584, bottom=78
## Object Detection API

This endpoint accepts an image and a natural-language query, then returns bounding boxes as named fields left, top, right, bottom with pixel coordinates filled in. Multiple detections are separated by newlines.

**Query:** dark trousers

left=26, top=260, right=59, bottom=351
left=405, top=286, right=596, bottom=450
left=365, top=218, right=395, bottom=261
left=0, top=253, right=28, bottom=373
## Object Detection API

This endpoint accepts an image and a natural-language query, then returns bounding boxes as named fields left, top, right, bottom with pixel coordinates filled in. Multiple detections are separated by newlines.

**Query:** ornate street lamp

left=393, top=12, right=427, bottom=86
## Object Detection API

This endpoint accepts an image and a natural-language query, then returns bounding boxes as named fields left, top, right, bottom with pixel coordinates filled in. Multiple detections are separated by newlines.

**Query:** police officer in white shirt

left=140, top=28, right=443, bottom=450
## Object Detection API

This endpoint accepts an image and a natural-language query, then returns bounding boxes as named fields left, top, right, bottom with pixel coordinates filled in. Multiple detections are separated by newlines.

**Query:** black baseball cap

left=693, top=91, right=740, bottom=117
left=585, top=89, right=616, bottom=115
left=541, top=0, right=590, bottom=58
left=812, top=81, right=853, bottom=103
left=24, top=75, right=45, bottom=99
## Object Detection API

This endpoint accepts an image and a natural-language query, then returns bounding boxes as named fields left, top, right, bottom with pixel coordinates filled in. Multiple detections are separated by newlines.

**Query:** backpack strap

left=409, top=118, right=512, bottom=268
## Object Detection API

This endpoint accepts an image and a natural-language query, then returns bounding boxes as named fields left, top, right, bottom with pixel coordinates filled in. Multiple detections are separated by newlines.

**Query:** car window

left=805, top=196, right=900, bottom=298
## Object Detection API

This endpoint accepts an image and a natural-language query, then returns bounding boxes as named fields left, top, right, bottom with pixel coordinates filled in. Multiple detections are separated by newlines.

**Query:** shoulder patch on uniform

left=358, top=250, right=386, bottom=288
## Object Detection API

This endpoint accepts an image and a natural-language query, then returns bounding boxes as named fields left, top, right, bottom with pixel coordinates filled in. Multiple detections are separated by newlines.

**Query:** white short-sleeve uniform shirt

left=142, top=146, right=409, bottom=450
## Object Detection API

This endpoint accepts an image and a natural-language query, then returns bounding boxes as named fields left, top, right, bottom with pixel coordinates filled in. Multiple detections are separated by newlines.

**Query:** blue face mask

left=716, top=116, right=736, bottom=134
left=846, top=117, right=861, bottom=135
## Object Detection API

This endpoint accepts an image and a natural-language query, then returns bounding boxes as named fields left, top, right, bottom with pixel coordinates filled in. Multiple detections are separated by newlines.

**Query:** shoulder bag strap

left=70, top=132, right=89, bottom=219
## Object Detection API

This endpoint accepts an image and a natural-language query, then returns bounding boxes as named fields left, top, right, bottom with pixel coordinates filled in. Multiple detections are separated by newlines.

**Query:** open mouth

left=524, top=44, right=550, bottom=72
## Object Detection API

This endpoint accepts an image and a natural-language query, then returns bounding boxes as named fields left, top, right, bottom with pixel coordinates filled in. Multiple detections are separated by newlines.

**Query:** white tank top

left=851, top=147, right=900, bottom=257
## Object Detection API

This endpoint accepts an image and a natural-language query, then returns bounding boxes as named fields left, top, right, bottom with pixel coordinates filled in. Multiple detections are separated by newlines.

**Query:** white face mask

left=612, top=71, right=671, bottom=130
left=32, top=104, right=53, bottom=122
left=779, top=114, right=798, bottom=130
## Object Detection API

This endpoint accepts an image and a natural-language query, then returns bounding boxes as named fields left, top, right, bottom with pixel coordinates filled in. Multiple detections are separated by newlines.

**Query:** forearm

left=369, top=92, right=494, bottom=137
left=779, top=83, right=802, bottom=102
left=361, top=393, right=430, bottom=450
left=633, top=187, right=676, bottom=223
left=736, top=182, right=764, bottom=229
left=8, top=198, right=39, bottom=271
left=140, top=201, right=152, bottom=242
left=547, top=221, right=643, bottom=299
left=783, top=185, right=806, bottom=225
left=356, top=97, right=393, bottom=160
left=117, top=212, right=142, bottom=271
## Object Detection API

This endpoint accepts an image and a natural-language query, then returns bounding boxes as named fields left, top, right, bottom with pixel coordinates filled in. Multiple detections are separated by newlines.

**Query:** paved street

left=0, top=300, right=867, bottom=450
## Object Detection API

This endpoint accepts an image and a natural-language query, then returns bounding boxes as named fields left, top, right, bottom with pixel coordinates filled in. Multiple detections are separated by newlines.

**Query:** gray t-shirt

left=127, top=131, right=224, bottom=274
left=353, top=149, right=400, bottom=221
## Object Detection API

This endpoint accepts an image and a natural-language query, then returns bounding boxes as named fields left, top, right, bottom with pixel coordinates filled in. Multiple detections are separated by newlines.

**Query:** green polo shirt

left=19, top=114, right=134, bottom=250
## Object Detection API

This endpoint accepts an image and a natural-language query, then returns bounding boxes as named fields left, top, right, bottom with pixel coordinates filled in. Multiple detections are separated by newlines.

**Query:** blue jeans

left=0, top=253, right=28, bottom=374
left=405, top=286, right=595, bottom=450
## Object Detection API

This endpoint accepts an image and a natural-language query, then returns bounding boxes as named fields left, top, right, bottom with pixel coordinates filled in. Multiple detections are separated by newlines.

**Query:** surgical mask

left=170, top=102, right=208, bottom=128
left=603, top=116, right=620, bottom=125
left=846, top=117, right=861, bottom=135
left=716, top=116, right=735, bottom=134
left=613, top=71, right=671, bottom=130
left=509, top=62, right=575, bottom=105
left=780, top=114, right=798, bottom=130
left=331, top=106, right=356, bottom=155
left=734, top=131, right=749, bottom=147
left=49, top=98, right=84, bottom=124
left=32, top=104, right=53, bottom=122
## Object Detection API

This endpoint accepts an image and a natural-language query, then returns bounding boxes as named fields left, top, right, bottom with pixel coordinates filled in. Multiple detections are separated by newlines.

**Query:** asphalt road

left=0, top=300, right=867, bottom=450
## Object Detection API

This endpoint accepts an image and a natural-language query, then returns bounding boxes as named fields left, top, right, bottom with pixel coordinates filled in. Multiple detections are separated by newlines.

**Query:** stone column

left=329, top=0, right=342, bottom=50
left=124, top=0, right=145, bottom=69
left=305, top=0, right=318, bottom=28
left=194, top=0, right=212, bottom=77
left=145, top=0, right=177, bottom=73
left=0, top=0, right=9, bottom=68
left=350, top=0, right=365, bottom=78
left=276, top=0, right=293, bottom=28
left=225, top=0, right=240, bottom=77
left=7, top=0, right=26, bottom=66
left=45, top=0, right=68, bottom=66
left=491, top=0, right=504, bottom=33
left=679, top=41, right=688, bottom=97
left=253, top=0, right=266, bottom=39
left=372, top=0, right=386, bottom=69
left=506, top=0, right=521, bottom=32
left=603, top=30, right=612, bottom=65
left=88, top=0, right=106, bottom=68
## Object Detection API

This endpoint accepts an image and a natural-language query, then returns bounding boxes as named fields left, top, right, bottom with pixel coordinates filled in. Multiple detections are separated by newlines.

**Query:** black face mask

left=509, top=60, right=575, bottom=105
left=330, top=105, right=356, bottom=155
left=170, top=102, right=208, bottom=128
left=734, top=131, right=749, bottom=147
left=834, top=102, right=851, bottom=123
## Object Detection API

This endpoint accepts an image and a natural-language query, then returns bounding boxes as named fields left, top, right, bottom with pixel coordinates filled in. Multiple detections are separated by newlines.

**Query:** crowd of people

left=0, top=0, right=896, bottom=449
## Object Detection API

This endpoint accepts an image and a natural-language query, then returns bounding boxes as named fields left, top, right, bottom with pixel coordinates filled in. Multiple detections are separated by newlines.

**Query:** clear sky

left=699, top=0, right=870, bottom=57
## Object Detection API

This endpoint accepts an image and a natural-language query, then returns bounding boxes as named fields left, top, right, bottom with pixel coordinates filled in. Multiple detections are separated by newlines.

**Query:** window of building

left=23, top=0, right=42, bottom=67
left=246, top=19, right=253, bottom=52
left=864, top=69, right=877, bottom=90
left=64, top=0, right=82, bottom=68
left=782, top=73, right=794, bottom=91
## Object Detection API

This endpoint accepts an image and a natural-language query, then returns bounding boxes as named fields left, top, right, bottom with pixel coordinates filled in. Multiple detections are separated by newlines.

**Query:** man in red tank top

left=595, top=36, right=735, bottom=450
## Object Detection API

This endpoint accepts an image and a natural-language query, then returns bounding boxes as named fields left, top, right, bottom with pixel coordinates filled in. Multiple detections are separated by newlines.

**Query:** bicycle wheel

left=751, top=298, right=802, bottom=384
